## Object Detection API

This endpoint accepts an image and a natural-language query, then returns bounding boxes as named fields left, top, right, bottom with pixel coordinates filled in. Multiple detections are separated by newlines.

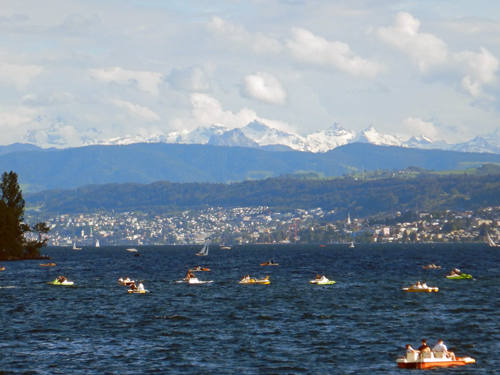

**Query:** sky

left=1, top=0, right=500, bottom=147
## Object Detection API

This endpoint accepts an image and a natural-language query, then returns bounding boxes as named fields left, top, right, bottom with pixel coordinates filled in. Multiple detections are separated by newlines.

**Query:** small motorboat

left=396, top=350, right=475, bottom=369
left=126, top=248, right=138, bottom=252
left=0, top=266, right=5, bottom=271
left=47, top=278, right=74, bottom=286
left=310, top=276, right=336, bottom=285
left=40, top=262, right=56, bottom=267
left=260, top=260, right=278, bottom=266
left=423, top=264, right=441, bottom=269
left=446, top=274, right=473, bottom=280
left=219, top=245, right=231, bottom=249
left=239, top=276, right=270, bottom=284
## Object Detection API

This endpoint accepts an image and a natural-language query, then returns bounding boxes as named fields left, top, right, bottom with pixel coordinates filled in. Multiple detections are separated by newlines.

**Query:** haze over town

left=1, top=0, right=500, bottom=148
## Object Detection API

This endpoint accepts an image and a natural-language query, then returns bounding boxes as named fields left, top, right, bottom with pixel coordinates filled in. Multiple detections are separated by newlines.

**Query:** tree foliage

left=0, top=171, right=50, bottom=259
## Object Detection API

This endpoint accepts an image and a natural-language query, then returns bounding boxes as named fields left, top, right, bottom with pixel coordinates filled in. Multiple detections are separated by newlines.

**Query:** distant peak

left=245, top=120, right=270, bottom=131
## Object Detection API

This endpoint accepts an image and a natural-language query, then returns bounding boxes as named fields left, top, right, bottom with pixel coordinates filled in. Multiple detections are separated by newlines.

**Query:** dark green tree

left=0, top=171, right=50, bottom=259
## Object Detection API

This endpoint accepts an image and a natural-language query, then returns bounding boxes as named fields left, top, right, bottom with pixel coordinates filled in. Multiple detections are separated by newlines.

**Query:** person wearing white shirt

left=137, top=282, right=145, bottom=291
left=433, top=339, right=455, bottom=360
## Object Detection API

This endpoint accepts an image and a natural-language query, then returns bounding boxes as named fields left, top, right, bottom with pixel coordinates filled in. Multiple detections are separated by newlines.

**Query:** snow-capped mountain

left=240, top=120, right=309, bottom=151
left=14, top=115, right=500, bottom=155
left=208, top=128, right=259, bottom=148
left=355, top=125, right=403, bottom=146
left=173, top=123, right=228, bottom=144
left=306, top=123, right=356, bottom=152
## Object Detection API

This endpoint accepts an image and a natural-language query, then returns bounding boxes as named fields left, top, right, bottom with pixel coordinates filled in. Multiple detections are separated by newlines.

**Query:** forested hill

left=2, top=142, right=500, bottom=193
left=26, top=172, right=500, bottom=219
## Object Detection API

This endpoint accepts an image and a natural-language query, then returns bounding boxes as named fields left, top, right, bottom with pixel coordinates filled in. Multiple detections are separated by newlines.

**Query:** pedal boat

left=239, top=276, right=270, bottom=284
left=310, top=278, right=336, bottom=285
left=118, top=279, right=135, bottom=286
left=446, top=274, right=473, bottom=280
left=261, top=261, right=278, bottom=266
left=176, top=277, right=213, bottom=284
left=128, top=289, right=149, bottom=294
left=402, top=286, right=438, bottom=292
left=47, top=279, right=74, bottom=286
left=0, top=266, right=5, bottom=271
left=422, top=264, right=441, bottom=269
left=189, top=267, right=210, bottom=272
left=396, top=350, right=475, bottom=369
left=40, top=262, right=56, bottom=267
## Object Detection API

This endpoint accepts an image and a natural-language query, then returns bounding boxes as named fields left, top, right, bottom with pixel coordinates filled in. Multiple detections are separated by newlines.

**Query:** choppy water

left=1, top=243, right=499, bottom=374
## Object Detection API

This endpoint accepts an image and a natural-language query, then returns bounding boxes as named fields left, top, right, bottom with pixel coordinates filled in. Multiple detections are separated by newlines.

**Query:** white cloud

left=377, top=12, right=449, bottom=73
left=403, top=117, right=438, bottom=140
left=110, top=99, right=161, bottom=122
left=378, top=12, right=499, bottom=97
left=172, top=93, right=291, bottom=132
left=167, top=66, right=211, bottom=92
left=241, top=72, right=287, bottom=105
left=0, top=62, right=43, bottom=90
left=456, top=48, right=499, bottom=97
left=206, top=16, right=283, bottom=54
left=89, top=67, right=163, bottom=95
left=286, top=28, right=385, bottom=77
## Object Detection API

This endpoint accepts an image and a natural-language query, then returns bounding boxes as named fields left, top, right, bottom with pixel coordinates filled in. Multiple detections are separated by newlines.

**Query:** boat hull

left=310, top=280, right=336, bottom=285
left=446, top=274, right=472, bottom=279
left=47, top=280, right=74, bottom=286
left=402, top=287, right=438, bottom=292
left=397, top=357, right=475, bottom=369
left=128, top=289, right=149, bottom=294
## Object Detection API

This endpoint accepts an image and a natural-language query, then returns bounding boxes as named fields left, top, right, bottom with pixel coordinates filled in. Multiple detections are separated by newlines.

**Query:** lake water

left=1, top=243, right=499, bottom=374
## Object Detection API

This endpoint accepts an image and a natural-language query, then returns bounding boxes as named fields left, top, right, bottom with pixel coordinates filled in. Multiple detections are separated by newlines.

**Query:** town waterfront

left=1, top=243, right=499, bottom=374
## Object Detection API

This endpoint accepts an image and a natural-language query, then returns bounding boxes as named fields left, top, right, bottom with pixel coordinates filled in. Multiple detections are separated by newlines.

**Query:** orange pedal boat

left=396, top=351, right=475, bottom=369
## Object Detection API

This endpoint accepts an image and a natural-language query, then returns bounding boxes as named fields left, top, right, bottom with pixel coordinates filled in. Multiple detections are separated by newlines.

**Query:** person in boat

left=192, top=266, right=202, bottom=271
left=449, top=268, right=461, bottom=276
left=418, top=339, right=431, bottom=354
left=319, top=275, right=328, bottom=282
left=57, top=276, right=67, bottom=283
left=118, top=277, right=124, bottom=283
left=410, top=281, right=423, bottom=290
left=137, top=282, right=145, bottom=292
left=316, top=275, right=321, bottom=280
left=124, top=277, right=131, bottom=283
left=433, top=339, right=455, bottom=360
left=421, top=281, right=428, bottom=288
left=406, top=344, right=418, bottom=353
left=129, top=282, right=137, bottom=290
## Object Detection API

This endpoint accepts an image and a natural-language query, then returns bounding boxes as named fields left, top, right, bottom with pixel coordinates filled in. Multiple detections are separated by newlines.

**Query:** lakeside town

left=26, top=205, right=500, bottom=247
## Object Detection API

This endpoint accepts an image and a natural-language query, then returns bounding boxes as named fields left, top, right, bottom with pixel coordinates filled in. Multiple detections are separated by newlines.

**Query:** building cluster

left=26, top=205, right=500, bottom=247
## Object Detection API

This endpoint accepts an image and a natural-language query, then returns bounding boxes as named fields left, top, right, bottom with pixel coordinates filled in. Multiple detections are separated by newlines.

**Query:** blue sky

left=1, top=0, right=500, bottom=147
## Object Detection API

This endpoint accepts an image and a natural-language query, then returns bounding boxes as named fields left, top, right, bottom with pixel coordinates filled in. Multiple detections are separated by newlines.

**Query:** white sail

left=487, top=232, right=499, bottom=247
left=196, top=241, right=209, bottom=256
left=95, top=239, right=100, bottom=248
left=73, top=242, right=82, bottom=250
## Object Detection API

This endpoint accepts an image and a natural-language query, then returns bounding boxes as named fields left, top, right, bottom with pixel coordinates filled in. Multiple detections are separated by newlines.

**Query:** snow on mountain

left=402, top=136, right=452, bottom=150
left=208, top=128, right=259, bottom=148
left=175, top=123, right=229, bottom=144
left=95, top=134, right=169, bottom=146
left=451, top=136, right=500, bottom=154
left=306, top=123, right=356, bottom=152
left=240, top=120, right=309, bottom=151
left=355, top=125, right=403, bottom=146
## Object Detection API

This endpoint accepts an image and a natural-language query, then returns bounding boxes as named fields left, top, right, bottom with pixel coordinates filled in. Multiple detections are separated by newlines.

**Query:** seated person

left=124, top=277, right=131, bottom=283
left=418, top=339, right=431, bottom=356
left=406, top=344, right=418, bottom=353
left=129, top=282, right=137, bottom=290
left=137, top=282, right=145, bottom=291
left=421, top=282, right=428, bottom=288
left=316, top=275, right=321, bottom=280
left=320, top=275, right=328, bottom=282
left=118, top=277, right=124, bottom=283
left=449, top=268, right=461, bottom=276
left=433, top=339, right=455, bottom=360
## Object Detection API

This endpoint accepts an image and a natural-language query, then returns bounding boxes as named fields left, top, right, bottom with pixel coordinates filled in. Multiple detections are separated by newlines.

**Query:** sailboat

left=349, top=242, right=355, bottom=248
left=73, top=242, right=82, bottom=250
left=487, top=232, right=499, bottom=247
left=196, top=241, right=209, bottom=256
left=95, top=239, right=100, bottom=248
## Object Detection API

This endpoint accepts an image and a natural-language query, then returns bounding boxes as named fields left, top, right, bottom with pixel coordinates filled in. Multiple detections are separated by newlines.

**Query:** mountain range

left=16, top=117, right=500, bottom=154
left=2, top=142, right=500, bottom=194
